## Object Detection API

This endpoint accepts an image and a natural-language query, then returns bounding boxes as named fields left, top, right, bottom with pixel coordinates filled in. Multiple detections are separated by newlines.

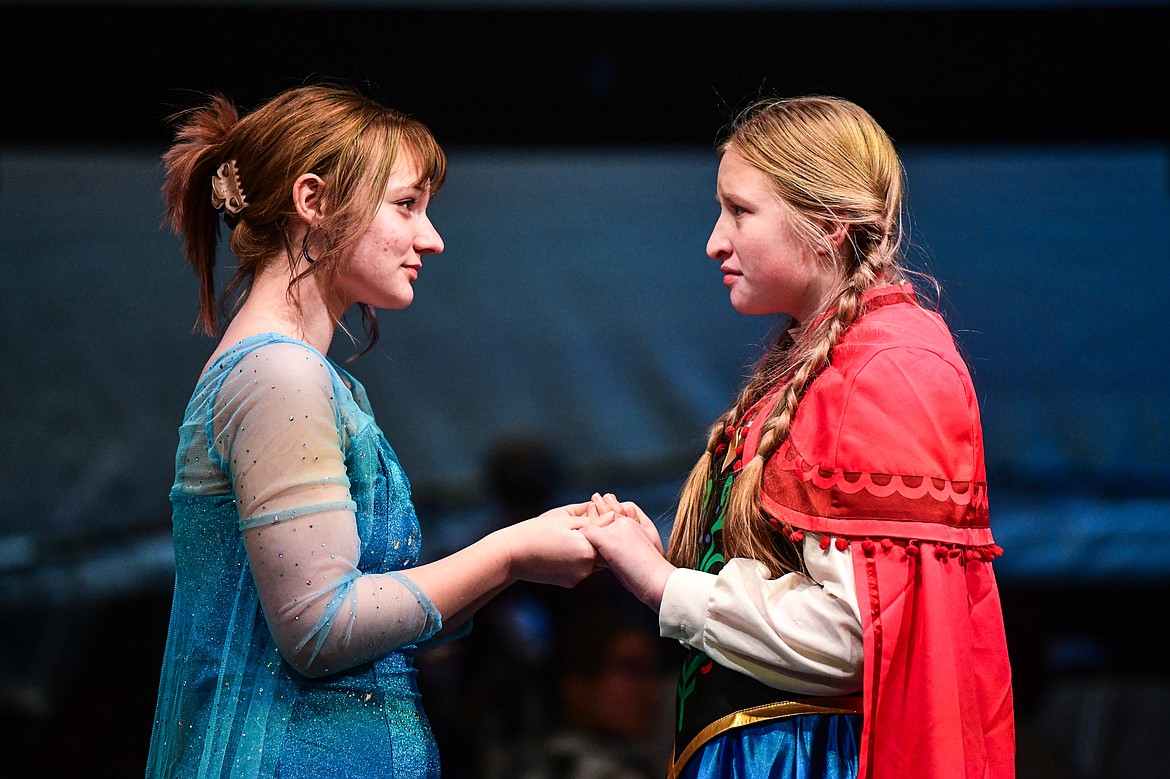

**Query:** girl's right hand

left=493, top=505, right=611, bottom=588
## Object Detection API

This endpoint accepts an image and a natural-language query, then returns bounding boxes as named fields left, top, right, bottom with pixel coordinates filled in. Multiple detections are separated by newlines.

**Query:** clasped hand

left=502, top=493, right=675, bottom=611
left=577, top=493, right=676, bottom=612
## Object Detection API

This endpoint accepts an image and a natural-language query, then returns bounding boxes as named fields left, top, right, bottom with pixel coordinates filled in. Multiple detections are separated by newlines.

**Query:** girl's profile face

left=333, top=152, right=444, bottom=311
left=706, top=150, right=835, bottom=323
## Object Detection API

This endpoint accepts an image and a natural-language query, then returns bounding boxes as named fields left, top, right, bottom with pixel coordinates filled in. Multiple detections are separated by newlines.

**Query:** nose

left=417, top=214, right=444, bottom=256
left=707, top=219, right=731, bottom=261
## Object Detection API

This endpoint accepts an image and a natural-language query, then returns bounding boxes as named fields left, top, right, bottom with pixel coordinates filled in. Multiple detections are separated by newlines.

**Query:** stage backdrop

left=1, top=142, right=1167, bottom=595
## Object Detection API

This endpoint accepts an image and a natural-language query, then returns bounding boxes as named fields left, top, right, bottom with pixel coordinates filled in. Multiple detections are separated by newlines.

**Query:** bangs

left=397, top=119, right=447, bottom=194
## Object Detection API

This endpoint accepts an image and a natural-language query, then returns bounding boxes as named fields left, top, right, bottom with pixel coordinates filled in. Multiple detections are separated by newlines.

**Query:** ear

left=291, top=174, right=326, bottom=225
left=822, top=220, right=849, bottom=251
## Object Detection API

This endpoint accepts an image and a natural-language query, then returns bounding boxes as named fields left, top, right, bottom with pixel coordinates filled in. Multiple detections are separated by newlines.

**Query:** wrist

left=644, top=558, right=675, bottom=612
left=484, top=525, right=521, bottom=586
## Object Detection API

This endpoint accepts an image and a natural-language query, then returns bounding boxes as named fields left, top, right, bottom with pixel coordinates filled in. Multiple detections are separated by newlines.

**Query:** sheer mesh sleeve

left=211, top=341, right=440, bottom=677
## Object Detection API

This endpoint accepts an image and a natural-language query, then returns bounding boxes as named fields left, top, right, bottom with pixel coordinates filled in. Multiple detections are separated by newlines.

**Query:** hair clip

left=210, top=160, right=247, bottom=217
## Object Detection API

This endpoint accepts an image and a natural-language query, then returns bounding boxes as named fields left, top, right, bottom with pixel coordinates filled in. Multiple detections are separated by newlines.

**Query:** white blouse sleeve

left=658, top=533, right=864, bottom=696
left=212, top=341, right=440, bottom=678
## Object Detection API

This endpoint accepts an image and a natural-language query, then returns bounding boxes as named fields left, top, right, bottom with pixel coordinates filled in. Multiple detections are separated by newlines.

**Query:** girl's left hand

left=585, top=493, right=664, bottom=553
left=578, top=503, right=675, bottom=613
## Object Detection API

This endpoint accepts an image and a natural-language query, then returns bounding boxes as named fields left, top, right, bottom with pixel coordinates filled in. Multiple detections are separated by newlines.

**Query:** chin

left=729, top=294, right=785, bottom=317
left=729, top=297, right=762, bottom=316
left=381, top=291, right=415, bottom=310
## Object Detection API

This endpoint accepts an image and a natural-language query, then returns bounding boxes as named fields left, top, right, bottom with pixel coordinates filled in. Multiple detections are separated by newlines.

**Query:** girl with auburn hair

left=147, top=84, right=608, bottom=778
left=582, top=96, right=1015, bottom=778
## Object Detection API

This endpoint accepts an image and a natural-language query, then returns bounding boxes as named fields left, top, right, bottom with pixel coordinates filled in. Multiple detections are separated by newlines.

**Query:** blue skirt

left=677, top=713, right=861, bottom=779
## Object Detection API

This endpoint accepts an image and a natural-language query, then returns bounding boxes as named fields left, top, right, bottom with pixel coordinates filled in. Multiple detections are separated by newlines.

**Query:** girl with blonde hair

left=147, top=84, right=608, bottom=778
left=583, top=96, right=1015, bottom=779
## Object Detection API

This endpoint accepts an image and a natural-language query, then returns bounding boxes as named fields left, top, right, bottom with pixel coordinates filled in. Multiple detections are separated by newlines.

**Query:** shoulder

left=791, top=304, right=983, bottom=481
left=234, top=338, right=334, bottom=383
left=842, top=344, right=978, bottom=441
left=213, top=335, right=333, bottom=384
left=832, top=301, right=975, bottom=402
left=211, top=336, right=342, bottom=414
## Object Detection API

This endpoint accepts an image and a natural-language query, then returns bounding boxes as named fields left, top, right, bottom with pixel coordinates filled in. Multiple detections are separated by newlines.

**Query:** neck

left=223, top=261, right=338, bottom=355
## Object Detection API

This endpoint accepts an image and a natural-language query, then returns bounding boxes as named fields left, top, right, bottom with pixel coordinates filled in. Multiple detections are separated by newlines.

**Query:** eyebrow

left=387, top=183, right=427, bottom=197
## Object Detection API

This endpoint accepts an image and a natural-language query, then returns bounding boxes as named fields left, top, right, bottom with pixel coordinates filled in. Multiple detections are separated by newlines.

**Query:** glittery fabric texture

left=147, top=334, right=442, bottom=778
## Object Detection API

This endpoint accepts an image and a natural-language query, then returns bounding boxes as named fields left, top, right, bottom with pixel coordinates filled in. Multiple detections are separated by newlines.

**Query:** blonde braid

left=666, top=419, right=724, bottom=569
left=723, top=251, right=885, bottom=577
left=666, top=328, right=795, bottom=570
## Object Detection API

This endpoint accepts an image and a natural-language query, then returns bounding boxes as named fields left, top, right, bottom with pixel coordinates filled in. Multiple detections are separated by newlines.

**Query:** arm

left=391, top=503, right=603, bottom=628
left=660, top=538, right=863, bottom=695
left=218, top=342, right=599, bottom=676
left=581, top=509, right=862, bottom=696
left=245, top=503, right=600, bottom=677
left=420, top=500, right=618, bottom=635
left=244, top=508, right=440, bottom=676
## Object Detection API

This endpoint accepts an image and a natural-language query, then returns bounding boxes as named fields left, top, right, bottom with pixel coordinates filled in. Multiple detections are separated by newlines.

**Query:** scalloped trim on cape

left=774, top=441, right=988, bottom=509
left=760, top=439, right=997, bottom=549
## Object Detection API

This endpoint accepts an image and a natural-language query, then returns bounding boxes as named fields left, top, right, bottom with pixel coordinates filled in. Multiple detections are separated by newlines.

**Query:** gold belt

left=667, top=695, right=864, bottom=779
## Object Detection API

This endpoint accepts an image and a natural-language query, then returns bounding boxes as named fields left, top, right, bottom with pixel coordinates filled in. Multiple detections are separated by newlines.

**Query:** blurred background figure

left=496, top=578, right=675, bottom=779
left=417, top=434, right=572, bottom=778
left=417, top=436, right=675, bottom=778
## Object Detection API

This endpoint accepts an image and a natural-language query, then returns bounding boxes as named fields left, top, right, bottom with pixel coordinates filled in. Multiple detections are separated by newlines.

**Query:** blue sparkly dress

left=147, top=334, right=443, bottom=778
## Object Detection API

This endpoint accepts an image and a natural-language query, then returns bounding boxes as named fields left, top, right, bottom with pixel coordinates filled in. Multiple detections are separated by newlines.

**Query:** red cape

left=751, top=285, right=1015, bottom=778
